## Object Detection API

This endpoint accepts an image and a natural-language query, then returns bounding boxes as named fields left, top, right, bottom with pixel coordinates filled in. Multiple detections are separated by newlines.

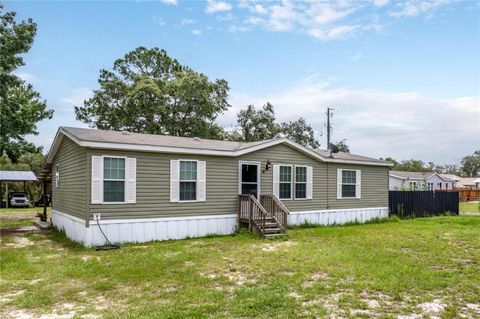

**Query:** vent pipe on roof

left=193, top=137, right=200, bottom=141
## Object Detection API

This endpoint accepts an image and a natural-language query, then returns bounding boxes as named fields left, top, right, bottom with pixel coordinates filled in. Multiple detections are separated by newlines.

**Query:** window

left=445, top=183, right=449, bottom=190
left=55, top=164, right=59, bottom=187
left=295, top=166, right=307, bottom=199
left=180, top=161, right=197, bottom=201
left=428, top=182, right=434, bottom=191
left=279, top=165, right=292, bottom=199
left=409, top=181, right=418, bottom=191
left=438, top=182, right=442, bottom=190
left=342, top=170, right=357, bottom=197
left=103, top=157, right=125, bottom=202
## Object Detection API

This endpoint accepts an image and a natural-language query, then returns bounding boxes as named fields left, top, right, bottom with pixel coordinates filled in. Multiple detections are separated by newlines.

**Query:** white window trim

left=278, top=164, right=294, bottom=200
left=101, top=155, right=128, bottom=204
left=238, top=161, right=261, bottom=198
left=55, top=164, right=59, bottom=188
left=337, top=169, right=361, bottom=199
left=294, top=165, right=308, bottom=200
left=178, top=159, right=200, bottom=203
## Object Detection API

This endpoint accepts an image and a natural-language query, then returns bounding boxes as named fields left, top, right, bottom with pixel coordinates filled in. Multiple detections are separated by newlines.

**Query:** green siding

left=327, top=164, right=389, bottom=209
left=51, top=137, right=88, bottom=221
left=84, top=143, right=388, bottom=220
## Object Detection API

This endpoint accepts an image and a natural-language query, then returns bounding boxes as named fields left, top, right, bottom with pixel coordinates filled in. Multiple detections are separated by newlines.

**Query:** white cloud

left=191, top=29, right=203, bottom=35
left=159, top=0, right=177, bottom=5
left=351, top=53, right=363, bottom=61
left=309, top=25, right=360, bottom=41
left=207, top=0, right=455, bottom=41
left=152, top=15, right=166, bottom=26
left=62, top=88, right=94, bottom=106
left=372, top=0, right=389, bottom=7
left=181, top=18, right=196, bottom=25
left=390, top=0, right=451, bottom=18
left=228, top=25, right=251, bottom=32
left=206, top=0, right=232, bottom=13
left=239, top=1, right=364, bottom=40
left=238, top=1, right=268, bottom=14
left=219, top=82, right=479, bottom=164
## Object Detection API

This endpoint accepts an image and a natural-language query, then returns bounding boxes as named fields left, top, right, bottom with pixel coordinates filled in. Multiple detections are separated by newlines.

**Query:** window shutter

left=170, top=160, right=180, bottom=203
left=197, top=161, right=206, bottom=202
left=55, top=165, right=59, bottom=188
left=273, top=165, right=280, bottom=197
left=337, top=169, right=342, bottom=199
left=91, top=156, right=103, bottom=204
left=356, top=170, right=362, bottom=199
left=290, top=166, right=294, bottom=200
left=125, top=158, right=136, bottom=203
left=306, top=166, right=313, bottom=199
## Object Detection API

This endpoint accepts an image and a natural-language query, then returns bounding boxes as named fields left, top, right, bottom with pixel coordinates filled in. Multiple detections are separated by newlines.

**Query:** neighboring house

left=389, top=171, right=455, bottom=191
left=45, top=127, right=392, bottom=247
left=440, top=174, right=480, bottom=189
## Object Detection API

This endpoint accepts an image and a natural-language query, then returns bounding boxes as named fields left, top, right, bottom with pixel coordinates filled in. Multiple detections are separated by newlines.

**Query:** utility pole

left=326, top=107, right=333, bottom=148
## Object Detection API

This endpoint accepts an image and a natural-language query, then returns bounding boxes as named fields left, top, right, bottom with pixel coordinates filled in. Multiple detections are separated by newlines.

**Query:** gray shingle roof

left=56, top=127, right=391, bottom=166
left=389, top=170, right=436, bottom=179
left=312, top=149, right=387, bottom=164
left=0, top=170, right=38, bottom=181
left=62, top=127, right=274, bottom=152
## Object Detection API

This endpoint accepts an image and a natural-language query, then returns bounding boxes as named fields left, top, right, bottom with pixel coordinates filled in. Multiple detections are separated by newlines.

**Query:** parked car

left=8, top=192, right=30, bottom=208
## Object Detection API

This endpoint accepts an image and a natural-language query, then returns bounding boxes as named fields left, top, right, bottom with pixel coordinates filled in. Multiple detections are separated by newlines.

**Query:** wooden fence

left=436, top=189, right=480, bottom=202
left=389, top=191, right=459, bottom=218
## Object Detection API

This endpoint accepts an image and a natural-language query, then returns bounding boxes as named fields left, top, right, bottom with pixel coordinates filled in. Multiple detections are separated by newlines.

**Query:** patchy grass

left=0, top=207, right=50, bottom=229
left=1, top=209, right=479, bottom=319
left=460, top=201, right=480, bottom=216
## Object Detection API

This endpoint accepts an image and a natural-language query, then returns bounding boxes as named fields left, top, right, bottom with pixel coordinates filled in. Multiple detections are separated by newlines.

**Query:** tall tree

left=0, top=6, right=53, bottom=162
left=75, top=47, right=230, bottom=139
left=230, top=103, right=320, bottom=148
left=281, top=118, right=319, bottom=148
left=382, top=158, right=434, bottom=172
left=334, top=139, right=350, bottom=153
left=461, top=150, right=480, bottom=177
left=231, top=103, right=280, bottom=142
left=434, top=164, right=461, bottom=175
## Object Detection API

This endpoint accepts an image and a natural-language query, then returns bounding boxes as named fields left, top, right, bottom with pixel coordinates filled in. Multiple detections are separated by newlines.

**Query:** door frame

left=238, top=161, right=261, bottom=198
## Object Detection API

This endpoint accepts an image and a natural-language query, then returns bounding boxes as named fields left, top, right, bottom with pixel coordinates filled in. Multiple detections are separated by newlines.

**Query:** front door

left=239, top=162, right=260, bottom=198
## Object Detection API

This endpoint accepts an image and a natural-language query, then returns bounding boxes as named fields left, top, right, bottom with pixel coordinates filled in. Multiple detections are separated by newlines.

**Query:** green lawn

left=460, top=201, right=480, bottom=215
left=0, top=210, right=479, bottom=319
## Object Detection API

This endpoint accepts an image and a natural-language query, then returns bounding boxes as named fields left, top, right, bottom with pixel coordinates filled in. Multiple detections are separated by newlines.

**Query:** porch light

left=265, top=160, right=272, bottom=171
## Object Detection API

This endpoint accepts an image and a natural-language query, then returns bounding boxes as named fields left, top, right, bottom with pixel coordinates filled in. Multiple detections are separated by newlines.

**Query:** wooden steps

left=238, top=194, right=289, bottom=238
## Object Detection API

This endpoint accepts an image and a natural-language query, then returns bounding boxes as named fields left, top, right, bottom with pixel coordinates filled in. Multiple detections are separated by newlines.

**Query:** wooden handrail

left=238, top=194, right=268, bottom=236
left=260, top=194, right=289, bottom=232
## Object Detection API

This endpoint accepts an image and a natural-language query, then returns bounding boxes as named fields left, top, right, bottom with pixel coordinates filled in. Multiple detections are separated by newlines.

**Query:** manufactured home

left=45, top=127, right=392, bottom=246
left=389, top=171, right=455, bottom=191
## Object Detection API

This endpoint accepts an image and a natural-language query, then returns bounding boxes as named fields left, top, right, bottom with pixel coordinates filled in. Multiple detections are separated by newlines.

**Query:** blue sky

left=5, top=0, right=480, bottom=164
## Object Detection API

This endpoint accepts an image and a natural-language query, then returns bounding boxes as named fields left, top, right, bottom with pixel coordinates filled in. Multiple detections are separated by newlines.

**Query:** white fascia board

left=46, top=128, right=81, bottom=163
left=433, top=173, right=454, bottom=182
left=388, top=174, right=423, bottom=180
left=47, top=130, right=392, bottom=167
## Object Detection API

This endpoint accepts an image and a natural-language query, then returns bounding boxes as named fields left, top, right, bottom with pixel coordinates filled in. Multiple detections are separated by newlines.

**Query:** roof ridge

left=61, top=126, right=276, bottom=146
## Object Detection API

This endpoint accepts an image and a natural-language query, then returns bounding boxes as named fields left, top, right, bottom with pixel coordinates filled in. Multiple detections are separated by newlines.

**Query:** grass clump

left=1, top=209, right=479, bottom=318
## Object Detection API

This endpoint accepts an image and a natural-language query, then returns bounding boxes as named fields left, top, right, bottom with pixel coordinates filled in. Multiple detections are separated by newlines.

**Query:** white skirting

left=52, top=206, right=388, bottom=247
left=52, top=209, right=237, bottom=247
left=288, top=207, right=389, bottom=226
